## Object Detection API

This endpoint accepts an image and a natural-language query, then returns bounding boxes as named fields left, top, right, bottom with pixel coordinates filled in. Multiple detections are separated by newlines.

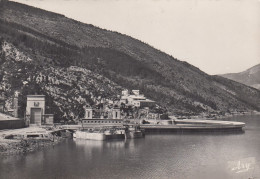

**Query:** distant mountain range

left=0, top=1, right=259, bottom=121
left=220, top=64, right=260, bottom=90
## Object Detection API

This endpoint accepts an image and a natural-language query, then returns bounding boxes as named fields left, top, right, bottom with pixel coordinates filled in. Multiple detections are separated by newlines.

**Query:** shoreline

left=0, top=136, right=64, bottom=156
left=1, top=112, right=259, bottom=156
left=0, top=125, right=73, bottom=156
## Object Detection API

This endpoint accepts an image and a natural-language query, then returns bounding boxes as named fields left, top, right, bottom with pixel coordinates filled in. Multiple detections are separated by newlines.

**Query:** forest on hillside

left=0, top=1, right=260, bottom=120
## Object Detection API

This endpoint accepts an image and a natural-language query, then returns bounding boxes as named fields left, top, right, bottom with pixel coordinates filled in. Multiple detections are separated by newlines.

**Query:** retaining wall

left=0, top=119, right=25, bottom=130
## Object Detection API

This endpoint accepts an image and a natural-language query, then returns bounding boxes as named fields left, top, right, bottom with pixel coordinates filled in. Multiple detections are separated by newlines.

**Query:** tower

left=13, top=91, right=19, bottom=118
left=85, top=107, right=93, bottom=119
left=112, top=107, right=121, bottom=119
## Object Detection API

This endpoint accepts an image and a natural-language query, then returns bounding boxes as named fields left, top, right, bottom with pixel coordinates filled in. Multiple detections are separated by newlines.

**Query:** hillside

left=0, top=1, right=260, bottom=121
left=220, top=64, right=260, bottom=90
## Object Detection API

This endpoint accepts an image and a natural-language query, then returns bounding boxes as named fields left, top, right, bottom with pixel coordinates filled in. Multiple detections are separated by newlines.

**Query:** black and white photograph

left=0, top=0, right=259, bottom=178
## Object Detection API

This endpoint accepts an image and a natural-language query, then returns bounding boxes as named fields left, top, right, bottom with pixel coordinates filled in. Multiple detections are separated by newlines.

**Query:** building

left=81, top=106, right=123, bottom=128
left=81, top=118, right=123, bottom=128
left=26, top=95, right=53, bottom=126
left=120, top=90, right=155, bottom=108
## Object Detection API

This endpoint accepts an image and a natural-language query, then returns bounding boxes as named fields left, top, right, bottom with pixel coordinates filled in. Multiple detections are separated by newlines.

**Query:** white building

left=26, top=95, right=45, bottom=125
left=120, top=90, right=155, bottom=108
left=26, top=95, right=53, bottom=125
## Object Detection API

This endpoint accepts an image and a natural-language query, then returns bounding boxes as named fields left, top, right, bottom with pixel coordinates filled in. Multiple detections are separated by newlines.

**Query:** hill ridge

left=0, top=1, right=259, bottom=121
left=220, top=64, right=260, bottom=90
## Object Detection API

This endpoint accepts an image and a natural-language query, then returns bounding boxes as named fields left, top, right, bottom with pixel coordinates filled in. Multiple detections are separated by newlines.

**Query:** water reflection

left=73, top=138, right=145, bottom=156
left=74, top=139, right=125, bottom=149
left=0, top=114, right=259, bottom=179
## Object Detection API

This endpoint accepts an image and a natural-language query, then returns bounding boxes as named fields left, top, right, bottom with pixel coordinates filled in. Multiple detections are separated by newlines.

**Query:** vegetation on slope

left=0, top=1, right=259, bottom=120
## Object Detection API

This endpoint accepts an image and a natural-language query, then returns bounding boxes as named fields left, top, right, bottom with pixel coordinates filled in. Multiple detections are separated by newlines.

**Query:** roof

left=139, top=99, right=155, bottom=103
left=27, top=95, right=45, bottom=98
left=128, top=95, right=146, bottom=100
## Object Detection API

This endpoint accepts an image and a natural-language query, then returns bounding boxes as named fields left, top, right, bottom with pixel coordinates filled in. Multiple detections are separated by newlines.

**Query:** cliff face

left=220, top=64, right=260, bottom=90
left=0, top=1, right=259, bottom=120
left=0, top=41, right=123, bottom=120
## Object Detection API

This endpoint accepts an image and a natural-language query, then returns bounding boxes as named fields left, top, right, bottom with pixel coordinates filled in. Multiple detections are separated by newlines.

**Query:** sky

left=12, top=0, right=260, bottom=75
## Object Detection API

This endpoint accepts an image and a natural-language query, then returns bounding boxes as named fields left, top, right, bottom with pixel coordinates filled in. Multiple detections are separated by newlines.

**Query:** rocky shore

left=0, top=137, right=63, bottom=156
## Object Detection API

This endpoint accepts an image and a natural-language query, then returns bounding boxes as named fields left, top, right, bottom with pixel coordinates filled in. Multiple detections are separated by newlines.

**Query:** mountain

left=220, top=64, right=260, bottom=90
left=0, top=1, right=260, bottom=121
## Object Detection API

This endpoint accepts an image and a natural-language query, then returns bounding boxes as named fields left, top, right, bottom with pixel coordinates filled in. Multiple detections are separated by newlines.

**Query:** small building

left=26, top=95, right=53, bottom=126
left=26, top=95, right=45, bottom=125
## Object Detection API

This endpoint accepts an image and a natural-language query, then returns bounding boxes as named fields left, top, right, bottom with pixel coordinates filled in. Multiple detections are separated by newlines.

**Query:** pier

left=141, top=119, right=245, bottom=133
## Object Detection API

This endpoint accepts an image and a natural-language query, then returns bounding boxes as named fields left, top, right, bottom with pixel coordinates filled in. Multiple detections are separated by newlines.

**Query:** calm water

left=1, top=115, right=260, bottom=179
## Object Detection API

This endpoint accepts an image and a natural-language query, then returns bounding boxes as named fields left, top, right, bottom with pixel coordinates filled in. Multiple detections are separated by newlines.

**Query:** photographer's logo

left=228, top=157, right=255, bottom=174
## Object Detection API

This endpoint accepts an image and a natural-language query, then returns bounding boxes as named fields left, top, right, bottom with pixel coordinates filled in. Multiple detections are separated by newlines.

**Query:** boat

left=73, top=128, right=125, bottom=141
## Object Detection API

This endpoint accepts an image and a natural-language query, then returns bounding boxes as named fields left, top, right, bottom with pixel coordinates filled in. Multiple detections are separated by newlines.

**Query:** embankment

left=0, top=137, right=63, bottom=156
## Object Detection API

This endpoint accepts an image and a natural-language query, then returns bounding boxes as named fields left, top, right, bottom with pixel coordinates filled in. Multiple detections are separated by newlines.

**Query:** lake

left=1, top=114, right=260, bottom=179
